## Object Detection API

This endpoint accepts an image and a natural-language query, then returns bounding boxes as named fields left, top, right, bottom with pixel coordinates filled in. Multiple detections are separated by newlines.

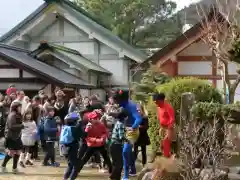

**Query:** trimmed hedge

left=147, top=77, right=223, bottom=152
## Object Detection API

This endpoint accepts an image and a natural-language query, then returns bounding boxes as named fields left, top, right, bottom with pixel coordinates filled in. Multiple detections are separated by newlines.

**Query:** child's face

left=26, top=113, right=32, bottom=120
left=48, top=110, right=55, bottom=117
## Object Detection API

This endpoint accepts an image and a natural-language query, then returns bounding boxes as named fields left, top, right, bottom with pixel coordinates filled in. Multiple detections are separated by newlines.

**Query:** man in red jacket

left=153, top=93, right=175, bottom=158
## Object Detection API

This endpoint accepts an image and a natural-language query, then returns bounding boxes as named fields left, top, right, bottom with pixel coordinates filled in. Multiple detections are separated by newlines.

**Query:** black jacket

left=135, top=116, right=150, bottom=146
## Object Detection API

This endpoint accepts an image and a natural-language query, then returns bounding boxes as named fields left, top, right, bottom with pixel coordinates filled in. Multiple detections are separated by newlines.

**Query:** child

left=109, top=107, right=127, bottom=180
left=19, top=110, right=37, bottom=167
left=77, top=111, right=112, bottom=174
left=42, top=106, right=59, bottom=167
left=60, top=112, right=87, bottom=180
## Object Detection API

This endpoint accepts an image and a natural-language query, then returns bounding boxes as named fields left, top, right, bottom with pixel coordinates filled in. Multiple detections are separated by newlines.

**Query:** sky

left=0, top=0, right=200, bottom=36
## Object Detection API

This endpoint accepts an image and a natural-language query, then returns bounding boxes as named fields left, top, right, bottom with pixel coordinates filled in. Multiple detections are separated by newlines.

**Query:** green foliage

left=74, top=0, right=182, bottom=48
left=191, top=101, right=240, bottom=124
left=132, top=65, right=171, bottom=103
left=229, top=38, right=240, bottom=64
left=147, top=77, right=223, bottom=152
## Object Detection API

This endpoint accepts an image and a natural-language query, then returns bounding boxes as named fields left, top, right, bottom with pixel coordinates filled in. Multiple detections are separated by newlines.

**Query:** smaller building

left=0, top=43, right=93, bottom=98
left=144, top=10, right=240, bottom=101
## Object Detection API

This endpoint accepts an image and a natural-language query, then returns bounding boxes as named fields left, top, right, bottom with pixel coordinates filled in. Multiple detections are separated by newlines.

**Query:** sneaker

left=129, top=172, right=137, bottom=177
left=0, top=166, right=7, bottom=173
left=19, top=161, right=26, bottom=168
left=12, top=168, right=20, bottom=174
left=51, top=162, right=60, bottom=167
left=25, top=160, right=34, bottom=166
left=42, top=162, right=51, bottom=166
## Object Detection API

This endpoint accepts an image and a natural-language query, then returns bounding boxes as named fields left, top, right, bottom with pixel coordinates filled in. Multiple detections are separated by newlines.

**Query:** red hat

left=6, top=87, right=17, bottom=96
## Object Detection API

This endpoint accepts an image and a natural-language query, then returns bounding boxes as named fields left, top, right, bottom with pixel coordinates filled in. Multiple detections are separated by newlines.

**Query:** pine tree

left=132, top=64, right=171, bottom=103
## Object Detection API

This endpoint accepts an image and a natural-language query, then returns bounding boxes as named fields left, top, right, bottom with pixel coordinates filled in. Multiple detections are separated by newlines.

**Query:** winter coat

left=85, top=121, right=108, bottom=147
left=21, top=121, right=37, bottom=146
left=5, top=112, right=23, bottom=140
left=135, top=116, right=150, bottom=146
left=44, top=116, right=58, bottom=141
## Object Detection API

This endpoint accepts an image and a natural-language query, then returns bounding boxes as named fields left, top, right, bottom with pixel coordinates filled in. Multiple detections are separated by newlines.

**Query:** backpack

left=59, top=126, right=74, bottom=156
left=59, top=126, right=74, bottom=145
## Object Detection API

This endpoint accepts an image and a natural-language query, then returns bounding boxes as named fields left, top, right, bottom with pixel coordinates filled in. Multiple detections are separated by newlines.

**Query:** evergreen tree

left=132, top=64, right=171, bottom=103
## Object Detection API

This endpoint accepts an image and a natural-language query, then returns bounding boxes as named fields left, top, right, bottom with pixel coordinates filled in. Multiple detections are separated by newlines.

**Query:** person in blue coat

left=112, top=89, right=142, bottom=180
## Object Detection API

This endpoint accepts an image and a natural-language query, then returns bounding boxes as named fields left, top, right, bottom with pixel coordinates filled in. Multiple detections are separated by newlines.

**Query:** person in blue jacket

left=112, top=89, right=142, bottom=180
left=42, top=106, right=60, bottom=167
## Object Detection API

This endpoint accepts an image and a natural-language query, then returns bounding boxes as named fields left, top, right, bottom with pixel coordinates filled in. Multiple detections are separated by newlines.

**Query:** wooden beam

left=177, top=56, right=213, bottom=62
left=0, top=78, right=45, bottom=83
left=31, top=35, right=94, bottom=43
left=0, top=65, right=17, bottom=68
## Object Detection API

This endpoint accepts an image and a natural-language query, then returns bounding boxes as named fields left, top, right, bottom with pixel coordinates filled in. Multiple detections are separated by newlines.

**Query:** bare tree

left=178, top=116, right=231, bottom=180
left=197, top=0, right=240, bottom=103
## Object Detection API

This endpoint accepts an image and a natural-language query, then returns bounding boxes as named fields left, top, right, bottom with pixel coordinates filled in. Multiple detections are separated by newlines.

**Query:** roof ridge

left=0, top=43, right=30, bottom=53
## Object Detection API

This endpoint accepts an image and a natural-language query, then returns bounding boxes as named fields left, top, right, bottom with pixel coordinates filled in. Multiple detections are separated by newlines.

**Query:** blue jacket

left=120, top=100, right=142, bottom=129
left=44, top=116, right=58, bottom=141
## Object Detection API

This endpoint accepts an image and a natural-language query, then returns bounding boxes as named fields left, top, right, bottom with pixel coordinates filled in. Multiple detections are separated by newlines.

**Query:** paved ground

left=0, top=159, right=110, bottom=180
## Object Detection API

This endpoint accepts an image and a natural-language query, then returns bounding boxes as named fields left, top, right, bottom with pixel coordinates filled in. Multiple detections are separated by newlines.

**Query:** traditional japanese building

left=0, top=0, right=146, bottom=99
left=144, top=9, right=240, bottom=101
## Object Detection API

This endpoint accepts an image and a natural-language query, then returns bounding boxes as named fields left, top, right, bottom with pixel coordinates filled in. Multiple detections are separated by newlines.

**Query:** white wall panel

left=100, top=43, right=118, bottom=55
left=22, top=71, right=36, bottom=78
left=0, top=59, right=10, bottom=65
left=179, top=40, right=212, bottom=56
left=0, top=69, right=19, bottom=78
left=217, top=62, right=238, bottom=75
left=64, top=42, right=94, bottom=54
left=178, top=61, right=212, bottom=75
left=99, top=59, right=128, bottom=85
left=63, top=21, right=86, bottom=36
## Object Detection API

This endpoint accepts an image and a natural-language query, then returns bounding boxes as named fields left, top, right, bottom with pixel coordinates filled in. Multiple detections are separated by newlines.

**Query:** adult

left=12, top=90, right=26, bottom=114
left=68, top=92, right=83, bottom=113
left=134, top=104, right=150, bottom=167
left=54, top=90, right=68, bottom=125
left=153, top=93, right=175, bottom=158
left=6, top=84, right=16, bottom=100
left=1, top=101, right=23, bottom=173
left=113, top=89, right=142, bottom=179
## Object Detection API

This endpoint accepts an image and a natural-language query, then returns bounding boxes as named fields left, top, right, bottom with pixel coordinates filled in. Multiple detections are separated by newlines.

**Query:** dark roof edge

left=0, top=43, right=30, bottom=53
left=0, top=3, right=48, bottom=42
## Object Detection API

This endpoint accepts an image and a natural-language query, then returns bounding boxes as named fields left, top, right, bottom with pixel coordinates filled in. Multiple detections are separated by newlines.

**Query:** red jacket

left=85, top=121, right=108, bottom=147
left=157, top=102, right=175, bottom=128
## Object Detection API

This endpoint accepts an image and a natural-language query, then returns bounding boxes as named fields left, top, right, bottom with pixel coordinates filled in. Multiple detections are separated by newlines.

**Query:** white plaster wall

left=0, top=69, right=19, bottom=78
left=100, top=43, right=118, bottom=55
left=29, top=43, right=39, bottom=51
left=63, top=20, right=86, bottom=36
left=178, top=61, right=212, bottom=75
left=178, top=40, right=212, bottom=56
left=217, top=62, right=238, bottom=75
left=0, top=59, right=10, bottom=65
left=99, top=59, right=128, bottom=85
left=22, top=71, right=36, bottom=78
left=41, top=21, right=60, bottom=37
left=64, top=42, right=95, bottom=55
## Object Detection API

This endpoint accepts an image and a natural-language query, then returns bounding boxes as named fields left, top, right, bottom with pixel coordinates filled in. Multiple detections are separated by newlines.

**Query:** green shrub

left=147, top=77, right=223, bottom=152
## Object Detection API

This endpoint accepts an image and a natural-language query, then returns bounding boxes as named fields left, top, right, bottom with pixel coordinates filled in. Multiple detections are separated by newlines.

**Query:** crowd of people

left=0, top=85, right=161, bottom=180
left=0, top=84, right=176, bottom=180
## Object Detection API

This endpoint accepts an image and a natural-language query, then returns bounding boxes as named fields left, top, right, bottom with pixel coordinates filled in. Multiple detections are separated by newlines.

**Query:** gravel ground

left=0, top=160, right=109, bottom=180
